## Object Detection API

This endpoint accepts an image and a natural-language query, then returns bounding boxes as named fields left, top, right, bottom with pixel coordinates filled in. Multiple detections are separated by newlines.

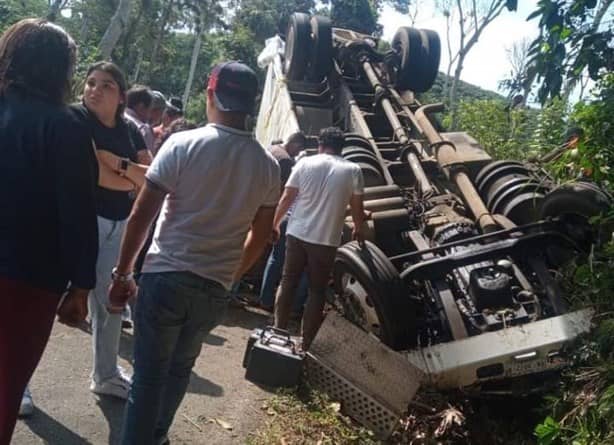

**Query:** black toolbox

left=243, top=326, right=303, bottom=387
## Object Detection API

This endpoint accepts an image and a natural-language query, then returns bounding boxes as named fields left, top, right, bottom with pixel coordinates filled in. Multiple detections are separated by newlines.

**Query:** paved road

left=12, top=306, right=275, bottom=445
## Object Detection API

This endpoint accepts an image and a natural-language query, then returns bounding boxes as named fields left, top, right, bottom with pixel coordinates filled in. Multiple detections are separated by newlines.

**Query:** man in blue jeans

left=108, top=61, right=280, bottom=445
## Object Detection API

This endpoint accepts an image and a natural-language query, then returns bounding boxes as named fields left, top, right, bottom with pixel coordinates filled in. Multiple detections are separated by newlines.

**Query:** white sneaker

left=19, top=387, right=34, bottom=417
left=90, top=373, right=131, bottom=400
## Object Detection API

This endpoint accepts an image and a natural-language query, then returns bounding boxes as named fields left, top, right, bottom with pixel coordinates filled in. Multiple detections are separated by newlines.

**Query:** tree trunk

left=449, top=51, right=466, bottom=129
left=150, top=0, right=174, bottom=70
left=80, top=11, right=91, bottom=42
left=443, top=14, right=453, bottom=102
left=119, top=8, right=144, bottom=76
left=447, top=0, right=507, bottom=127
left=47, top=0, right=65, bottom=21
left=98, top=0, right=133, bottom=60
left=183, top=27, right=203, bottom=108
left=132, top=49, right=143, bottom=83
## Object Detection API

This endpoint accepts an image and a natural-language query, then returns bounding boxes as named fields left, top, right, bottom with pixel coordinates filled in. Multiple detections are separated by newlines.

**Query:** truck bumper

left=406, top=309, right=593, bottom=391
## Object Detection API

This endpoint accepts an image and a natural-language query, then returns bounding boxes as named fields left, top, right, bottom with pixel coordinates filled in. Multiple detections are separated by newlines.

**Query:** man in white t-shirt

left=273, top=127, right=366, bottom=349
left=108, top=61, right=280, bottom=445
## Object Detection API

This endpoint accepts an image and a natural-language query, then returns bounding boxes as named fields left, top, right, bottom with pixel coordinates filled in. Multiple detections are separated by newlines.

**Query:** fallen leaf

left=210, top=418, right=233, bottom=430
left=329, top=402, right=341, bottom=413
left=434, top=407, right=465, bottom=438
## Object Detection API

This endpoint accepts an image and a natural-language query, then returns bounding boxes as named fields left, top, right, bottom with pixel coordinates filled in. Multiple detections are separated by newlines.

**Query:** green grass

left=246, top=386, right=380, bottom=445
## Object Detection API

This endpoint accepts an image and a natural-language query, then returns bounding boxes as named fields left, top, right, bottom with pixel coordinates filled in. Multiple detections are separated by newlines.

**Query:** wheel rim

left=337, top=271, right=382, bottom=338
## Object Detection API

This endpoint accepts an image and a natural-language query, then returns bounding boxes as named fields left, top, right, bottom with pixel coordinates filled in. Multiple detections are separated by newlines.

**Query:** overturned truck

left=255, top=13, right=612, bottom=395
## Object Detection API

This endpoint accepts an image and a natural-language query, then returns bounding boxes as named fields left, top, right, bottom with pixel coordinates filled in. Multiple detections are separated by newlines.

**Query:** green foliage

left=329, top=0, right=379, bottom=34
left=319, top=0, right=409, bottom=36
left=418, top=72, right=505, bottom=104
left=184, top=89, right=206, bottom=124
left=452, top=99, right=539, bottom=160
left=527, top=0, right=614, bottom=104
left=554, top=74, right=614, bottom=187
left=0, top=0, right=47, bottom=32
left=535, top=416, right=562, bottom=445
left=231, top=0, right=314, bottom=42
left=531, top=74, right=614, bottom=445
left=529, top=97, right=569, bottom=157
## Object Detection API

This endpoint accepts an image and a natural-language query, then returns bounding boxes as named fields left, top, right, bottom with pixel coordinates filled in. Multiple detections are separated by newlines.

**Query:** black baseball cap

left=166, top=97, right=183, bottom=114
left=207, top=61, right=258, bottom=115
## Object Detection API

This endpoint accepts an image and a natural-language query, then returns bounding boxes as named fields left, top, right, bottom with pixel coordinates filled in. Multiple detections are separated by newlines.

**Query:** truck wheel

left=421, top=29, right=441, bottom=92
left=540, top=181, right=613, bottom=249
left=392, top=27, right=440, bottom=92
left=357, top=163, right=386, bottom=187
left=333, top=241, right=418, bottom=350
left=344, top=133, right=374, bottom=152
left=475, top=160, right=525, bottom=191
left=284, top=13, right=311, bottom=81
left=308, top=15, right=333, bottom=82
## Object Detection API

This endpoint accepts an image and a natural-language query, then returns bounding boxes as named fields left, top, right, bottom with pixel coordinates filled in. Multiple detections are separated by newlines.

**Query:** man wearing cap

left=149, top=90, right=167, bottom=129
left=153, top=97, right=184, bottom=155
left=108, top=61, right=280, bottom=445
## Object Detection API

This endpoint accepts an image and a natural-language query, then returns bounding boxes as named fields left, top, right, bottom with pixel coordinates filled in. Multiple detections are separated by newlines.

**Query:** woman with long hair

left=0, top=19, right=98, bottom=442
left=71, top=61, right=149, bottom=400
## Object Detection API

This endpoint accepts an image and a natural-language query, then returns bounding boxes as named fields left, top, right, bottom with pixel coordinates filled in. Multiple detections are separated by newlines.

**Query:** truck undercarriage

left=255, top=13, right=612, bottom=394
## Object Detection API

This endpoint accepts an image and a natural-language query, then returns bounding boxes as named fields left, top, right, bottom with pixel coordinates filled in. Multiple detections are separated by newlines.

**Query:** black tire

left=475, top=160, right=525, bottom=191
left=477, top=162, right=530, bottom=197
left=344, top=134, right=374, bottom=152
left=392, top=27, right=424, bottom=91
left=308, top=15, right=333, bottom=82
left=284, top=13, right=311, bottom=81
left=334, top=241, right=418, bottom=350
left=540, top=181, right=613, bottom=248
left=342, top=146, right=377, bottom=158
left=421, top=29, right=441, bottom=91
left=502, top=192, right=546, bottom=225
left=490, top=180, right=547, bottom=215
left=486, top=175, right=531, bottom=209
left=345, top=154, right=383, bottom=170
left=357, top=163, right=386, bottom=187
left=541, top=181, right=612, bottom=220
left=392, top=27, right=440, bottom=92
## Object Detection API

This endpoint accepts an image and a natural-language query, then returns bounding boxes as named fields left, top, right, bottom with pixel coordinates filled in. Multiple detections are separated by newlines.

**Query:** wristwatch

left=118, top=158, right=130, bottom=176
left=111, top=267, right=133, bottom=282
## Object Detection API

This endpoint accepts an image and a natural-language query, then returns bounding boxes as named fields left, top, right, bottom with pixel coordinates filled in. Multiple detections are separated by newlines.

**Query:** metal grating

left=305, top=353, right=400, bottom=439
left=308, top=312, right=423, bottom=413
left=304, top=313, right=424, bottom=439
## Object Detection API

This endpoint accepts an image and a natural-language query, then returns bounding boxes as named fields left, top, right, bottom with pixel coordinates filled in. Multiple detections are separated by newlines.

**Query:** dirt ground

left=11, top=306, right=276, bottom=445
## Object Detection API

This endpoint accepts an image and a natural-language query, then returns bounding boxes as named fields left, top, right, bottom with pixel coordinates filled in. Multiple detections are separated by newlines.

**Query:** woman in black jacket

left=0, top=19, right=98, bottom=443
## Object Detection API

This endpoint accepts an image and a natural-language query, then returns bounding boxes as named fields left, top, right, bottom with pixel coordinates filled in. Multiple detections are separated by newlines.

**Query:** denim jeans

left=89, top=216, right=127, bottom=383
left=260, top=218, right=308, bottom=311
left=120, top=271, right=228, bottom=445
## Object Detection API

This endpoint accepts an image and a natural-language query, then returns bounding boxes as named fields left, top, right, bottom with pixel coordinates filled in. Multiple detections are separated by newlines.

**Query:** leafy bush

left=551, top=74, right=614, bottom=188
